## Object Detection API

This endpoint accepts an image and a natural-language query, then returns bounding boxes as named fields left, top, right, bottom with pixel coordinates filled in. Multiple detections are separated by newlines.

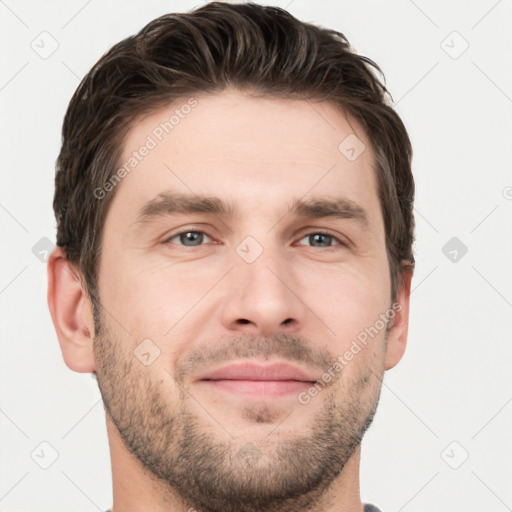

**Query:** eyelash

left=164, top=229, right=346, bottom=249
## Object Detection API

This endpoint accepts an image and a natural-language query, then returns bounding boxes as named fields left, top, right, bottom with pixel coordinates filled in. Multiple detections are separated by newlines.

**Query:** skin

left=48, top=88, right=412, bottom=512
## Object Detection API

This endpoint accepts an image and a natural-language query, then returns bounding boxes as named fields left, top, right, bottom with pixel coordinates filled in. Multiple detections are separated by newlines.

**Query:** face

left=92, top=88, right=400, bottom=512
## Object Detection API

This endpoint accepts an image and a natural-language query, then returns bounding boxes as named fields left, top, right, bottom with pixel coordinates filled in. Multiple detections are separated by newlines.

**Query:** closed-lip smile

left=195, top=361, right=319, bottom=397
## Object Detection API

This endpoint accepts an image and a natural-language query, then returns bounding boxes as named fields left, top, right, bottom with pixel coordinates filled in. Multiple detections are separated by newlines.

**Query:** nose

left=220, top=247, right=307, bottom=336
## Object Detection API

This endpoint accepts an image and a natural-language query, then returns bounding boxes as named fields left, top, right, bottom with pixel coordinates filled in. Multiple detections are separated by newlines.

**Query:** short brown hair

left=54, top=1, right=414, bottom=305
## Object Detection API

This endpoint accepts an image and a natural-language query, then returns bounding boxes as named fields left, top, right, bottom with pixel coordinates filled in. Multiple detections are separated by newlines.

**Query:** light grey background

left=1, top=0, right=511, bottom=510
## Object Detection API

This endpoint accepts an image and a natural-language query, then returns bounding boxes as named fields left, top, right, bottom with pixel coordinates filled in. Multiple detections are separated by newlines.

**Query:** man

left=47, top=2, right=415, bottom=511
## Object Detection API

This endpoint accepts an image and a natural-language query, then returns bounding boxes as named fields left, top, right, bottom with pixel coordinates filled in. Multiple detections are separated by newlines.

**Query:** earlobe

left=384, top=262, right=413, bottom=371
left=47, top=247, right=96, bottom=373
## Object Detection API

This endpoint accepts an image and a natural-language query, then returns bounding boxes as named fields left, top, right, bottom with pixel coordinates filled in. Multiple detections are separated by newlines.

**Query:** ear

left=384, top=262, right=413, bottom=371
left=47, top=247, right=96, bottom=373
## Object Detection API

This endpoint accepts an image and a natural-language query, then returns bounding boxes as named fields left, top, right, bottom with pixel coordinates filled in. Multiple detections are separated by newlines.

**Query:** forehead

left=108, top=88, right=381, bottom=227
left=124, top=89, right=370, bottom=163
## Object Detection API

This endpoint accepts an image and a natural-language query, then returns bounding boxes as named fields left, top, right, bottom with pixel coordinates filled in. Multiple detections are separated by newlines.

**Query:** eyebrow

left=134, top=191, right=370, bottom=229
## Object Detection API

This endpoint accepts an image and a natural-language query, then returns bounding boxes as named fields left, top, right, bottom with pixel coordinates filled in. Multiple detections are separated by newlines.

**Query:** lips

left=195, top=362, right=318, bottom=397
left=195, top=362, right=317, bottom=382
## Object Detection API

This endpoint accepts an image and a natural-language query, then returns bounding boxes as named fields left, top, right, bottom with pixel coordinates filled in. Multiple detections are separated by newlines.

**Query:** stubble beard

left=93, top=307, right=384, bottom=512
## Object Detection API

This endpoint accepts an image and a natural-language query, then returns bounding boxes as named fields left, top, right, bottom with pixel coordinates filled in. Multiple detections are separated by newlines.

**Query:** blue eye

left=297, top=232, right=343, bottom=248
left=166, top=231, right=212, bottom=247
left=165, top=230, right=344, bottom=249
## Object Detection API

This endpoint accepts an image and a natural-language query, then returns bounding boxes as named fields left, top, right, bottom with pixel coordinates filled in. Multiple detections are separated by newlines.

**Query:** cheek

left=100, top=255, right=220, bottom=348
left=297, top=258, right=389, bottom=319
left=294, top=262, right=390, bottom=360
left=100, top=240, right=390, bottom=357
